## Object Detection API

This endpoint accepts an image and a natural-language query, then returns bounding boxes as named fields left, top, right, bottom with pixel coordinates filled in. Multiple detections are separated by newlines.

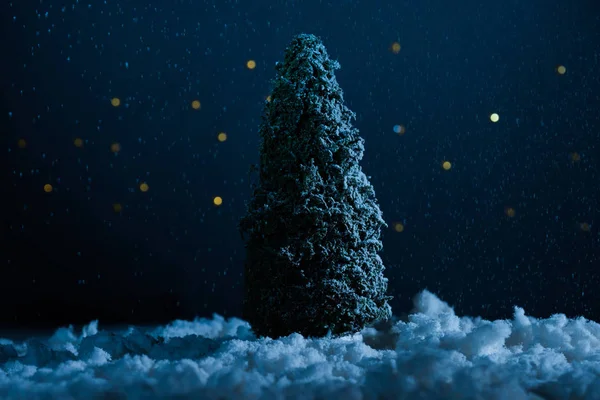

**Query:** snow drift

left=1, top=290, right=599, bottom=399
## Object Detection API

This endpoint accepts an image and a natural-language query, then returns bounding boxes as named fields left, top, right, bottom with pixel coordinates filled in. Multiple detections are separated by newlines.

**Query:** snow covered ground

left=1, top=290, right=599, bottom=399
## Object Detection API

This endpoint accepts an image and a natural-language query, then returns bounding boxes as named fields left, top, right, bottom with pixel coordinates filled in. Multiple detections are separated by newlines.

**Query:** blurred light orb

left=111, top=142, right=121, bottom=153
left=393, top=124, right=406, bottom=135
left=393, top=222, right=404, bottom=232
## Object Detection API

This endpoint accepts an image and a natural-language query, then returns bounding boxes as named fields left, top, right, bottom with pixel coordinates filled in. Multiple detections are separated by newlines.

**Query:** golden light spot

left=442, top=161, right=452, bottom=170
left=393, top=222, right=404, bottom=232
left=217, top=132, right=227, bottom=142
left=391, top=42, right=401, bottom=54
left=113, top=203, right=123, bottom=213
left=43, top=183, right=53, bottom=193
left=580, top=222, right=591, bottom=232
left=191, top=100, right=201, bottom=110
left=111, top=97, right=121, bottom=107
left=111, top=142, right=121, bottom=153
left=557, top=65, right=566, bottom=75
left=213, top=196, right=223, bottom=206
left=570, top=152, right=581, bottom=162
left=17, top=138, right=27, bottom=148
left=246, top=60, right=256, bottom=69
left=393, top=124, right=406, bottom=135
left=74, top=138, right=83, bottom=148
left=266, top=95, right=272, bottom=102
left=490, top=113, right=500, bottom=123
left=505, top=207, right=516, bottom=218
left=139, top=182, right=149, bottom=192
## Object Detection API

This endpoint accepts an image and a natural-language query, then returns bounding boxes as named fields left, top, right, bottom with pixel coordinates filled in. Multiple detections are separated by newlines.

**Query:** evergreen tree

left=240, top=34, right=392, bottom=338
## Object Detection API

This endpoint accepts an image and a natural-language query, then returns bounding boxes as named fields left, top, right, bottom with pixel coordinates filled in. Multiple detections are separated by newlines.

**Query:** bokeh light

left=557, top=65, right=567, bottom=75
left=111, top=97, right=121, bottom=107
left=43, top=184, right=53, bottom=193
left=580, top=222, right=591, bottom=232
left=505, top=207, right=516, bottom=218
left=393, top=124, right=406, bottom=135
left=113, top=203, right=123, bottom=213
left=490, top=113, right=500, bottom=123
left=570, top=152, right=581, bottom=162
left=213, top=196, right=223, bottom=206
left=17, top=138, right=27, bottom=148
left=266, top=95, right=272, bottom=102
left=393, top=222, right=404, bottom=232
left=246, top=60, right=256, bottom=69
left=442, top=161, right=452, bottom=170
left=111, top=142, right=121, bottom=153
left=139, top=182, right=149, bottom=192
left=191, top=100, right=201, bottom=110
left=217, top=132, right=227, bottom=142
left=74, top=138, right=83, bottom=148
left=391, top=42, right=401, bottom=54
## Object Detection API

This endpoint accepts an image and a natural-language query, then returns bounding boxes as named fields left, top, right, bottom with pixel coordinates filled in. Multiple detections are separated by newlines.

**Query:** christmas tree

left=240, top=34, right=392, bottom=338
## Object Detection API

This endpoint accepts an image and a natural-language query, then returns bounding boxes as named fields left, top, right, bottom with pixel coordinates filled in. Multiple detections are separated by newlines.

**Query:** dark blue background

left=2, top=0, right=599, bottom=329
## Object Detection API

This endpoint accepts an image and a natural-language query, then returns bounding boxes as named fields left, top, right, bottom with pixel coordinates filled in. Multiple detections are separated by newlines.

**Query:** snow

left=1, top=290, right=599, bottom=399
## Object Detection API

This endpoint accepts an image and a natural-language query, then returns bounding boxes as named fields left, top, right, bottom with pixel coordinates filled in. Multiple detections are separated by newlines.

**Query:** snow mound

left=1, top=290, right=599, bottom=399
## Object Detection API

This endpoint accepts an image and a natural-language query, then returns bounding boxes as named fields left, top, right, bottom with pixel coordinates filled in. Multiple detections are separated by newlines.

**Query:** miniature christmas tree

left=240, top=34, right=392, bottom=338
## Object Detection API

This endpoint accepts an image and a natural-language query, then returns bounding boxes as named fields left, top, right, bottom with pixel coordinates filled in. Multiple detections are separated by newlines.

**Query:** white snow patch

left=1, top=290, right=599, bottom=399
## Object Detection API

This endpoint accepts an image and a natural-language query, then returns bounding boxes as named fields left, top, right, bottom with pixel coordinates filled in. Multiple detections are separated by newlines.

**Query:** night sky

left=1, top=0, right=599, bottom=331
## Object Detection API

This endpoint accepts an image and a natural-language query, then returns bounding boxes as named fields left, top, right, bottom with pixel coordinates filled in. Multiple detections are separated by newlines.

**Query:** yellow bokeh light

left=113, top=203, right=123, bottom=212
left=213, top=196, right=223, bottom=206
left=580, top=222, right=591, bottom=232
left=111, top=142, right=121, bottom=153
left=393, top=222, right=404, bottom=232
left=391, top=42, right=401, bottom=54
left=246, top=60, right=256, bottom=69
left=111, top=97, right=121, bottom=107
left=191, top=100, right=201, bottom=110
left=393, top=124, right=406, bottom=135
left=490, top=113, right=500, bottom=123
left=217, top=132, right=227, bottom=142
left=43, top=183, right=53, bottom=193
left=17, top=138, right=27, bottom=148
left=266, top=95, right=272, bottom=102
left=442, top=161, right=452, bottom=170
left=557, top=65, right=566, bottom=75
left=505, top=207, right=516, bottom=218
left=570, top=152, right=581, bottom=162
left=139, top=182, right=149, bottom=192
left=74, top=138, right=83, bottom=148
